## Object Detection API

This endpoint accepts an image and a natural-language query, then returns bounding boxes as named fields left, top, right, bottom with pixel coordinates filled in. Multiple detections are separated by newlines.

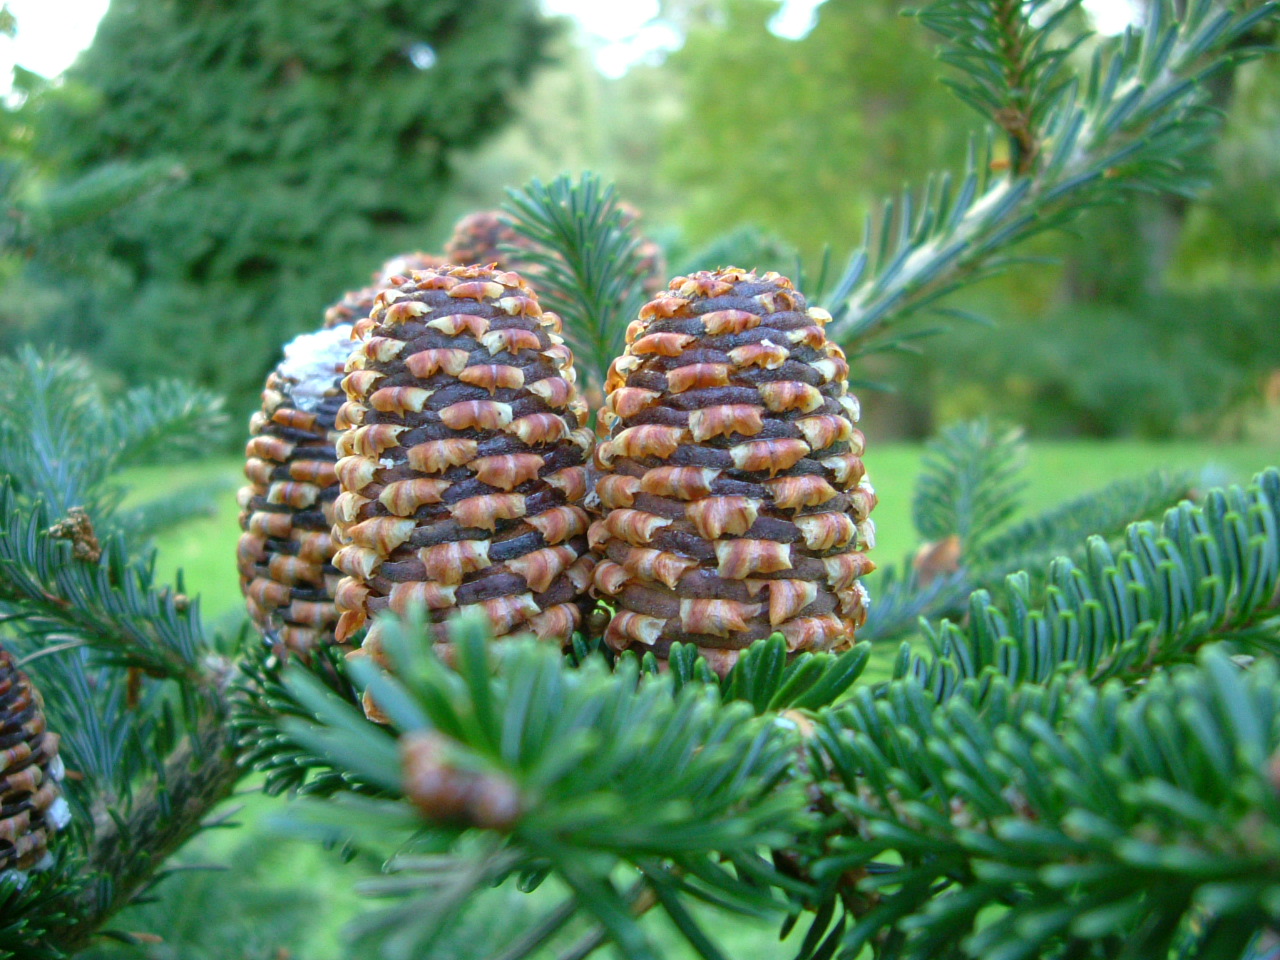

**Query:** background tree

left=27, top=0, right=555, bottom=417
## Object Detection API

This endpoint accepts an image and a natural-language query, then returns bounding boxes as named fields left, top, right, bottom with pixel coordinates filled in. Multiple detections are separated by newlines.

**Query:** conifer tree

left=31, top=0, right=554, bottom=415
left=1, top=2, right=1278, bottom=958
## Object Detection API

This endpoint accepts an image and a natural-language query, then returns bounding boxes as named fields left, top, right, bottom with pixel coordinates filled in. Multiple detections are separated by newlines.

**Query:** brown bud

left=401, top=731, right=521, bottom=831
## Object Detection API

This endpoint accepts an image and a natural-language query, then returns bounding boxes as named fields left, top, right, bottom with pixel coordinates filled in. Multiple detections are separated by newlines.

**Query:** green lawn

left=105, top=439, right=1277, bottom=959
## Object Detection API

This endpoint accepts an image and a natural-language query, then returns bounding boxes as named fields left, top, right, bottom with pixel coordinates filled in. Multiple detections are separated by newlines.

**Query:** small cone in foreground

left=588, top=267, right=875, bottom=675
left=0, top=645, right=69, bottom=874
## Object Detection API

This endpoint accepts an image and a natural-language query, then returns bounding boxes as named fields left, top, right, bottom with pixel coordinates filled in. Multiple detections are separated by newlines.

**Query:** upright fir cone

left=589, top=268, right=876, bottom=675
left=443, top=211, right=534, bottom=274
left=237, top=325, right=353, bottom=654
left=241, top=255, right=448, bottom=655
left=331, top=264, right=595, bottom=672
left=0, top=646, right=69, bottom=874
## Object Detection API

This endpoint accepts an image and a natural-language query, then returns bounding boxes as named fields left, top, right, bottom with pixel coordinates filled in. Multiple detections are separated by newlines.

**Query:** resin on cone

left=237, top=324, right=353, bottom=654
left=0, top=645, right=70, bottom=874
left=589, top=268, right=876, bottom=675
left=331, top=264, right=595, bottom=670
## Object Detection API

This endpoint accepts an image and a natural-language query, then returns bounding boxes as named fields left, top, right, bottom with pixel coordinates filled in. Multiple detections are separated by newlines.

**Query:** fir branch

left=912, top=418, right=1027, bottom=550
left=811, top=648, right=1280, bottom=959
left=826, top=0, right=1280, bottom=349
left=504, top=174, right=652, bottom=392
left=48, top=701, right=241, bottom=956
left=107, top=379, right=227, bottom=469
left=916, top=0, right=1086, bottom=174
left=273, top=610, right=812, bottom=960
left=974, top=466, right=1197, bottom=573
left=0, top=486, right=212, bottom=680
left=904, top=467, right=1280, bottom=696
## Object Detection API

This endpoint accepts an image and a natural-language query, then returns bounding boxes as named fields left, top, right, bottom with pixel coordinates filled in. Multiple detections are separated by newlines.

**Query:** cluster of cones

left=236, top=207, right=875, bottom=710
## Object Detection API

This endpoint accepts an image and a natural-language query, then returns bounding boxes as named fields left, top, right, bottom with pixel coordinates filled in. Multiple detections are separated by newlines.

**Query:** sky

left=1, top=0, right=1143, bottom=91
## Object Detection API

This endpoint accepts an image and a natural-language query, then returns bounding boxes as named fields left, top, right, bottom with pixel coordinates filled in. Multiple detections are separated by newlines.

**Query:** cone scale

left=0, top=646, right=69, bottom=874
left=589, top=268, right=876, bottom=675
left=331, top=264, right=596, bottom=666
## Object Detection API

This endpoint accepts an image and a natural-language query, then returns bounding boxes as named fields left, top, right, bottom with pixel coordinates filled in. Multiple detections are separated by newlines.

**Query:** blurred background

left=1, top=0, right=1277, bottom=956
left=3, top=0, right=1279, bottom=444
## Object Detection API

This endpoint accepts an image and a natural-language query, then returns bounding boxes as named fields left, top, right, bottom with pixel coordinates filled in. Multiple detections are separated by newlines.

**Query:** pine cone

left=332, top=264, right=595, bottom=668
left=0, top=645, right=69, bottom=874
left=589, top=268, right=876, bottom=675
left=237, top=325, right=353, bottom=654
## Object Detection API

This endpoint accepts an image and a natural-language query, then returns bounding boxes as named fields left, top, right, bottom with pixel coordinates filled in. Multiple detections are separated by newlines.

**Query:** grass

left=100, top=438, right=1278, bottom=960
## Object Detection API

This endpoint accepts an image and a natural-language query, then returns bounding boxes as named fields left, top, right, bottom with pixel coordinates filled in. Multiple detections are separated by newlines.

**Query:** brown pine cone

left=589, top=268, right=876, bottom=676
left=237, top=325, right=353, bottom=654
left=331, top=264, right=595, bottom=668
left=0, top=645, right=69, bottom=874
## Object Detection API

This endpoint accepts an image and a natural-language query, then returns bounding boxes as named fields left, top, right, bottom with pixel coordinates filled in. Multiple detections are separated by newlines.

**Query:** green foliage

left=811, top=649, right=1280, bottom=959
left=663, top=0, right=968, bottom=263
left=822, top=0, right=1279, bottom=350
left=907, top=467, right=1280, bottom=696
left=278, top=609, right=811, bottom=960
left=505, top=173, right=653, bottom=391
left=261, top=457, right=1280, bottom=960
left=30, top=0, right=555, bottom=416
left=863, top=419, right=1196, bottom=644
left=0, top=350, right=242, bottom=952
left=0, top=347, right=225, bottom=519
left=912, top=419, right=1026, bottom=549
left=931, top=288, right=1280, bottom=439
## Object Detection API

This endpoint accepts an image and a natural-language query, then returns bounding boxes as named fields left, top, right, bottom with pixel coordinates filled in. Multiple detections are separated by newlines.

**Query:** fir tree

left=0, top=2, right=1278, bottom=959
left=29, top=0, right=555, bottom=416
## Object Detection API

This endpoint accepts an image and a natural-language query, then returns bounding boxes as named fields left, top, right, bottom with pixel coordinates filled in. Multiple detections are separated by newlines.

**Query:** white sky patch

left=1083, top=0, right=1142, bottom=35
left=0, top=0, right=109, bottom=93
left=2, top=0, right=1147, bottom=91
left=770, top=0, right=829, bottom=40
